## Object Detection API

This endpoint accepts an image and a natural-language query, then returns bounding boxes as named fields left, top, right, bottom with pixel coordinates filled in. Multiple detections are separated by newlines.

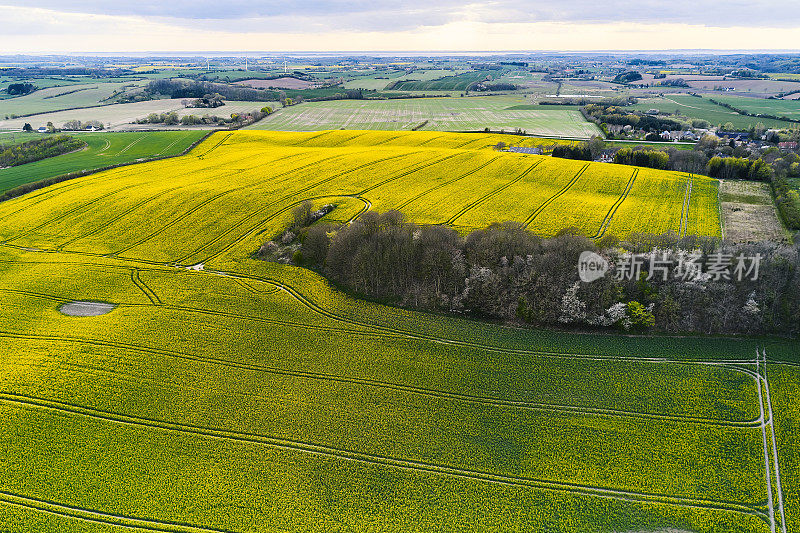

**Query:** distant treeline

left=147, top=79, right=275, bottom=102
left=0, top=135, right=84, bottom=168
left=146, top=79, right=371, bottom=103
left=261, top=208, right=800, bottom=336
left=0, top=67, right=132, bottom=78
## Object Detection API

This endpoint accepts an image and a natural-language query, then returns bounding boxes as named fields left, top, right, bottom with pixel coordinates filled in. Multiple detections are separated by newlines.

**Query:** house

left=717, top=131, right=749, bottom=141
left=85, top=125, right=98, bottom=132
left=779, top=141, right=798, bottom=150
left=597, top=150, right=615, bottom=163
left=37, top=126, right=47, bottom=133
left=659, top=131, right=672, bottom=140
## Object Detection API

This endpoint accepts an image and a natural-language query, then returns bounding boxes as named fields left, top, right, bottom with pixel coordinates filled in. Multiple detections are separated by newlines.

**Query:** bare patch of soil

left=720, top=180, right=787, bottom=243
left=59, top=301, right=116, bottom=317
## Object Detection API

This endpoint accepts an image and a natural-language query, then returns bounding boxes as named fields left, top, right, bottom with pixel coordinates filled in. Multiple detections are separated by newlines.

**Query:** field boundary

left=0, top=130, right=214, bottom=204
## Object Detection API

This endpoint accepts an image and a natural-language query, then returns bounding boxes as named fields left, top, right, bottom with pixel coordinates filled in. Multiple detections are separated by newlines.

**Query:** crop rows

left=247, top=96, right=603, bottom=138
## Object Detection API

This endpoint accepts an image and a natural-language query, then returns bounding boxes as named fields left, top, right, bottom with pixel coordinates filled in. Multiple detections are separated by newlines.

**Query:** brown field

left=686, top=78, right=800, bottom=96
left=235, top=77, right=318, bottom=90
left=720, top=179, right=787, bottom=243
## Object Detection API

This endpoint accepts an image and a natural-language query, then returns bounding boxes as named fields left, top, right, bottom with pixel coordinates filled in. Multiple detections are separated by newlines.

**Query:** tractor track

left=447, top=159, right=544, bottom=225
left=395, top=156, right=502, bottom=210
left=0, top=490, right=230, bottom=533
left=0, top=318, right=760, bottom=428
left=177, top=151, right=431, bottom=265
left=355, top=153, right=463, bottom=195
left=761, top=348, right=787, bottom=533
left=107, top=151, right=343, bottom=256
left=130, top=269, right=161, bottom=305
left=0, top=392, right=767, bottom=521
left=678, top=173, right=694, bottom=238
left=591, top=169, right=638, bottom=239
left=114, top=133, right=150, bottom=157
left=194, top=132, right=233, bottom=159
left=522, top=163, right=589, bottom=228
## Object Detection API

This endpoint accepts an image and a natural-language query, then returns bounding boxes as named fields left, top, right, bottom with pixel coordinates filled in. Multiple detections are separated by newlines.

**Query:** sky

left=1, top=1, right=799, bottom=53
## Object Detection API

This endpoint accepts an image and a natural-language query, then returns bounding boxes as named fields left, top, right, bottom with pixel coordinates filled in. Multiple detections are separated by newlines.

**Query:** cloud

left=1, top=3, right=799, bottom=52
left=3, top=0, right=799, bottom=31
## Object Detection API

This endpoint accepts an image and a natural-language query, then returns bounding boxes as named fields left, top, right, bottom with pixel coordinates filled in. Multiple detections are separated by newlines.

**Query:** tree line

left=0, top=135, right=84, bottom=168
left=260, top=207, right=800, bottom=336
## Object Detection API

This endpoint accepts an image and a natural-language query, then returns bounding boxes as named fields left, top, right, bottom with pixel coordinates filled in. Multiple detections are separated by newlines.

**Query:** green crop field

left=343, top=69, right=471, bottom=90
left=630, top=95, right=799, bottom=130
left=0, top=130, right=209, bottom=194
left=710, top=95, right=800, bottom=120
left=247, top=97, right=602, bottom=138
left=0, top=129, right=796, bottom=532
left=388, top=70, right=500, bottom=91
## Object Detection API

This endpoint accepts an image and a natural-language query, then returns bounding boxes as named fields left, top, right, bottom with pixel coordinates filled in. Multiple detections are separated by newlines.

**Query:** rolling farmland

left=0, top=100, right=275, bottom=132
left=0, top=129, right=795, bottom=532
left=0, top=130, right=209, bottom=194
left=630, top=95, right=799, bottom=130
left=248, top=97, right=602, bottom=138
left=387, top=70, right=499, bottom=91
left=342, top=69, right=471, bottom=90
left=0, top=82, right=146, bottom=118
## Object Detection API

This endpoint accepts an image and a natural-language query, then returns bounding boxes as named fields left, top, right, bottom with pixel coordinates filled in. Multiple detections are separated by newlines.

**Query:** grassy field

left=719, top=180, right=788, bottom=243
left=248, top=97, right=602, bottom=138
left=0, top=82, right=146, bottom=118
left=0, top=100, right=274, bottom=132
left=710, top=95, right=800, bottom=120
left=630, top=95, right=799, bottom=130
left=0, top=130, right=793, bottom=532
left=0, top=130, right=208, bottom=194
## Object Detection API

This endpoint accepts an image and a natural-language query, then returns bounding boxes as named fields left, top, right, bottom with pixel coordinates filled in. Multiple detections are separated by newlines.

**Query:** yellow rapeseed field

left=0, top=130, right=771, bottom=533
left=0, top=130, right=721, bottom=267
